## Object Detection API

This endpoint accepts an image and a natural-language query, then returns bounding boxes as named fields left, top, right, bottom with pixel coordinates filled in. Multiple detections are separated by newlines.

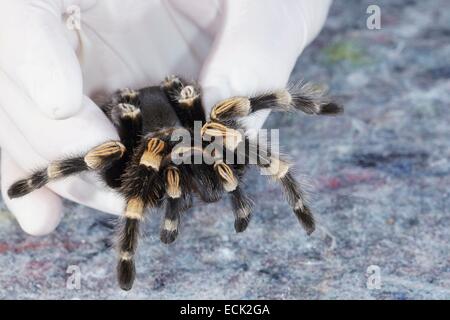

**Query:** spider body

left=8, top=76, right=343, bottom=290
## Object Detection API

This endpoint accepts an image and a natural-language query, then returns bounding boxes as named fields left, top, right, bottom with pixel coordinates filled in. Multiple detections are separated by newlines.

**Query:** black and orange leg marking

left=8, top=141, right=126, bottom=199
left=160, top=166, right=193, bottom=244
left=116, top=136, right=168, bottom=290
left=110, top=102, right=143, bottom=150
left=116, top=197, right=144, bottom=291
left=209, top=84, right=343, bottom=124
left=212, top=159, right=255, bottom=232
left=161, top=75, right=205, bottom=128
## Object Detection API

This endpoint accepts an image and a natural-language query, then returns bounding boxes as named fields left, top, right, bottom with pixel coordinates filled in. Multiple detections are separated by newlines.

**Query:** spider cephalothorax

left=8, top=76, right=343, bottom=290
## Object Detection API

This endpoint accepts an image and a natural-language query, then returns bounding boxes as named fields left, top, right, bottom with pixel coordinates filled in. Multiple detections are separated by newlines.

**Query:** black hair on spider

left=7, top=75, right=343, bottom=290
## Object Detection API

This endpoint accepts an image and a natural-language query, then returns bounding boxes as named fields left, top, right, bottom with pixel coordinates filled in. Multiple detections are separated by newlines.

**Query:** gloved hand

left=0, top=0, right=331, bottom=236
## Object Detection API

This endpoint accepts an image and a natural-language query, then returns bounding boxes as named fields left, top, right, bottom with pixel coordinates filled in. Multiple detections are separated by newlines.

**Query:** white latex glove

left=0, top=0, right=331, bottom=236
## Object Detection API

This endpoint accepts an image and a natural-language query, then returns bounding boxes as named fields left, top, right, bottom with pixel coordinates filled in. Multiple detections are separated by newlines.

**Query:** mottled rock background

left=1, top=0, right=449, bottom=299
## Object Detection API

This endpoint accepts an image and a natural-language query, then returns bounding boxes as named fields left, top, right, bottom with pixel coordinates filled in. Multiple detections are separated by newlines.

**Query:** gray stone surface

left=1, top=0, right=449, bottom=299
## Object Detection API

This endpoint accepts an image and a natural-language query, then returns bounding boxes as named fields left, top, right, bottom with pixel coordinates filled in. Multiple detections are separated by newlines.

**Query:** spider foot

left=119, top=88, right=139, bottom=101
left=112, top=103, right=141, bottom=123
left=117, top=258, right=136, bottom=291
left=139, top=138, right=166, bottom=171
left=160, top=219, right=179, bottom=244
left=162, top=75, right=183, bottom=91
left=294, top=203, right=315, bottom=235
left=84, top=141, right=126, bottom=170
left=211, top=97, right=251, bottom=121
left=235, top=216, right=251, bottom=233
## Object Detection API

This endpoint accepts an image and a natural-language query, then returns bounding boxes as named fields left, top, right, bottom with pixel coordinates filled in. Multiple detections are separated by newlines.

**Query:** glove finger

left=200, top=0, right=316, bottom=115
left=1, top=150, right=63, bottom=236
left=0, top=0, right=83, bottom=119
left=0, top=72, right=124, bottom=215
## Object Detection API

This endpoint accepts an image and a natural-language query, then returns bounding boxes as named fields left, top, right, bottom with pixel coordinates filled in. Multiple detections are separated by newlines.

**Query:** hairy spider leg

left=229, top=186, right=254, bottom=233
left=160, top=165, right=193, bottom=244
left=7, top=141, right=126, bottom=199
left=210, top=83, right=343, bottom=123
left=160, top=195, right=192, bottom=244
left=242, top=138, right=315, bottom=235
left=161, top=75, right=206, bottom=128
left=159, top=144, right=222, bottom=243
left=169, top=142, right=252, bottom=233
left=199, top=122, right=256, bottom=232
left=116, top=136, right=167, bottom=290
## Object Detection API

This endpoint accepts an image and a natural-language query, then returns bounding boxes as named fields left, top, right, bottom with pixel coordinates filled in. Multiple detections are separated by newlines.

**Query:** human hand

left=0, top=0, right=217, bottom=235
left=0, top=0, right=331, bottom=235
left=199, top=0, right=332, bottom=132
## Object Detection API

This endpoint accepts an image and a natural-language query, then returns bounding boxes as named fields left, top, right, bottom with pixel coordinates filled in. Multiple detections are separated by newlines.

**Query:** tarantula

left=7, top=76, right=342, bottom=290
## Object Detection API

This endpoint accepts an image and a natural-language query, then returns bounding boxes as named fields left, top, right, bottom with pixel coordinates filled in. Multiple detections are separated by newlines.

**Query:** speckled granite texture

left=1, top=0, right=449, bottom=299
